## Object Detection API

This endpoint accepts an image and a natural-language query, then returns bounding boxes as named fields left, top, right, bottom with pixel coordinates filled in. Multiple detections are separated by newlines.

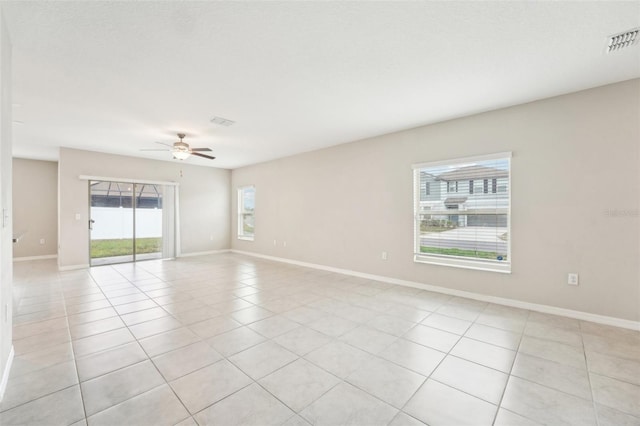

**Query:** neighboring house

left=419, top=165, right=508, bottom=227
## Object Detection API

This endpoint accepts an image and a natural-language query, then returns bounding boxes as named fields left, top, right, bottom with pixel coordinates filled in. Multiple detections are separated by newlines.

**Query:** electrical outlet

left=381, top=251, right=388, bottom=260
left=568, top=273, right=579, bottom=286
left=273, top=240, right=277, bottom=246
left=39, top=238, right=45, bottom=245
left=75, top=213, right=81, bottom=220
left=283, top=241, right=287, bottom=247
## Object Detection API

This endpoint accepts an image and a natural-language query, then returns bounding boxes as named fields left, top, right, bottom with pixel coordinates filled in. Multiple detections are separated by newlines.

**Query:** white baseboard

left=13, top=254, right=57, bottom=262
left=178, top=249, right=231, bottom=258
left=58, top=264, right=89, bottom=271
left=230, top=249, right=640, bottom=331
left=0, top=345, right=14, bottom=402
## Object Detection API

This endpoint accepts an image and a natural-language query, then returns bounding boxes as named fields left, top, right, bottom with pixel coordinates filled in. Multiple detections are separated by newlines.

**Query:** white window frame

left=237, top=185, right=255, bottom=241
left=412, top=152, right=512, bottom=274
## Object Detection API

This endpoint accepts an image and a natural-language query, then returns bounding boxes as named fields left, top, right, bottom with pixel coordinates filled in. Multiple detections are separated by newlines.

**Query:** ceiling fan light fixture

left=172, top=150, right=190, bottom=160
left=142, top=132, right=214, bottom=161
left=172, top=138, right=191, bottom=160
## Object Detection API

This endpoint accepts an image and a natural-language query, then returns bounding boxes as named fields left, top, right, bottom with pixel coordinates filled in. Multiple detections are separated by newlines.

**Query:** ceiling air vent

left=606, top=28, right=639, bottom=53
left=210, top=116, right=235, bottom=127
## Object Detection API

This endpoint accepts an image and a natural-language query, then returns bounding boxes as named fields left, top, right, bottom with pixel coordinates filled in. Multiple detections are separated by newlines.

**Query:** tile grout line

left=385, top=310, right=468, bottom=423
left=490, top=308, right=531, bottom=425
left=582, top=321, right=602, bottom=426
left=62, top=276, right=91, bottom=425
left=390, top=301, right=537, bottom=424
left=89, top=264, right=195, bottom=424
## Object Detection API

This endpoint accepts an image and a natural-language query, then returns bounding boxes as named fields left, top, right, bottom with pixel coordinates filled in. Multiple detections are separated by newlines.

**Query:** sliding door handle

left=89, top=219, right=95, bottom=230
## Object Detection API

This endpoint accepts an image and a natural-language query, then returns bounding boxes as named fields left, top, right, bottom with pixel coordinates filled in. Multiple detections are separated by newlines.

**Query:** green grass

left=91, top=238, right=162, bottom=258
left=420, top=246, right=506, bottom=260
left=421, top=225, right=454, bottom=233
left=420, top=220, right=456, bottom=233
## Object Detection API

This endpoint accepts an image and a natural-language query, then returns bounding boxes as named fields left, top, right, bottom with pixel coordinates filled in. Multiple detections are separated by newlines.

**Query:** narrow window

left=237, top=186, right=255, bottom=241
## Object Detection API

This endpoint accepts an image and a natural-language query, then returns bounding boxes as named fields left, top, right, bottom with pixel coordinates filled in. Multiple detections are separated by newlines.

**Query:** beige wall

left=232, top=79, right=640, bottom=322
left=58, top=148, right=231, bottom=268
left=12, top=158, right=57, bottom=258
left=0, top=10, right=11, bottom=395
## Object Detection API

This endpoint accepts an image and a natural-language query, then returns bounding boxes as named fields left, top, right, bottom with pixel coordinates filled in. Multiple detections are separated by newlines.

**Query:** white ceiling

left=3, top=1, right=639, bottom=169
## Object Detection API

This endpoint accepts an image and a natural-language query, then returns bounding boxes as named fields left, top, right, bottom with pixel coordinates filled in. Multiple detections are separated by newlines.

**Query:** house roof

left=437, top=165, right=508, bottom=181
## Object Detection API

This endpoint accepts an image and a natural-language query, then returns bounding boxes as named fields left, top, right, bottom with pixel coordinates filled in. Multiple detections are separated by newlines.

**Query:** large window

left=413, top=152, right=511, bottom=273
left=237, top=186, right=255, bottom=241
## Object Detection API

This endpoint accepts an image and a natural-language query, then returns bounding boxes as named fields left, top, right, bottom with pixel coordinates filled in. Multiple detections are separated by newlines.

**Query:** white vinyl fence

left=90, top=207, right=162, bottom=240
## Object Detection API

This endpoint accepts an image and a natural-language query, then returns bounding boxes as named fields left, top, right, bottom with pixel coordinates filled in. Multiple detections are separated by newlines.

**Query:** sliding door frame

left=82, top=175, right=179, bottom=266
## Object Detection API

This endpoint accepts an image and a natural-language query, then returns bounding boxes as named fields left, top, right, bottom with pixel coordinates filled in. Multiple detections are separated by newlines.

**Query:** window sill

left=237, top=236, right=254, bottom=242
left=414, top=254, right=511, bottom=274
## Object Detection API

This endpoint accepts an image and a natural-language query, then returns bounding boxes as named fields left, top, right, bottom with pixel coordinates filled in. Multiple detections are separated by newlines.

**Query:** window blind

left=413, top=152, right=511, bottom=272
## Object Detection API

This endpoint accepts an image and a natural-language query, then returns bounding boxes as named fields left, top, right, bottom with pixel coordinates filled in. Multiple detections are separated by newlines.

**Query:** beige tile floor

left=2, top=254, right=639, bottom=426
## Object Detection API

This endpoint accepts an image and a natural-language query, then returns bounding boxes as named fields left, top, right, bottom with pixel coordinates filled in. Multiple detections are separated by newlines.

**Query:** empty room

left=0, top=1, right=638, bottom=426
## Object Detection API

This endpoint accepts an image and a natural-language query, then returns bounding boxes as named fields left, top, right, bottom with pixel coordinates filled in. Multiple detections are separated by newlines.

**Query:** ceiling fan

left=141, top=133, right=215, bottom=160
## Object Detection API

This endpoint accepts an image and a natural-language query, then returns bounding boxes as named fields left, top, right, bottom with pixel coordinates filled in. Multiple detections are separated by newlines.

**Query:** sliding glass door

left=134, top=183, right=163, bottom=262
left=89, top=181, right=134, bottom=265
left=89, top=180, right=174, bottom=266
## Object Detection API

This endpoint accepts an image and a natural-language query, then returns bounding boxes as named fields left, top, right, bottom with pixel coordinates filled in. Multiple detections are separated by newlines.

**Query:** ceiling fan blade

left=140, top=148, right=170, bottom=151
left=191, top=147, right=213, bottom=152
left=191, top=152, right=216, bottom=160
left=155, top=141, right=174, bottom=147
